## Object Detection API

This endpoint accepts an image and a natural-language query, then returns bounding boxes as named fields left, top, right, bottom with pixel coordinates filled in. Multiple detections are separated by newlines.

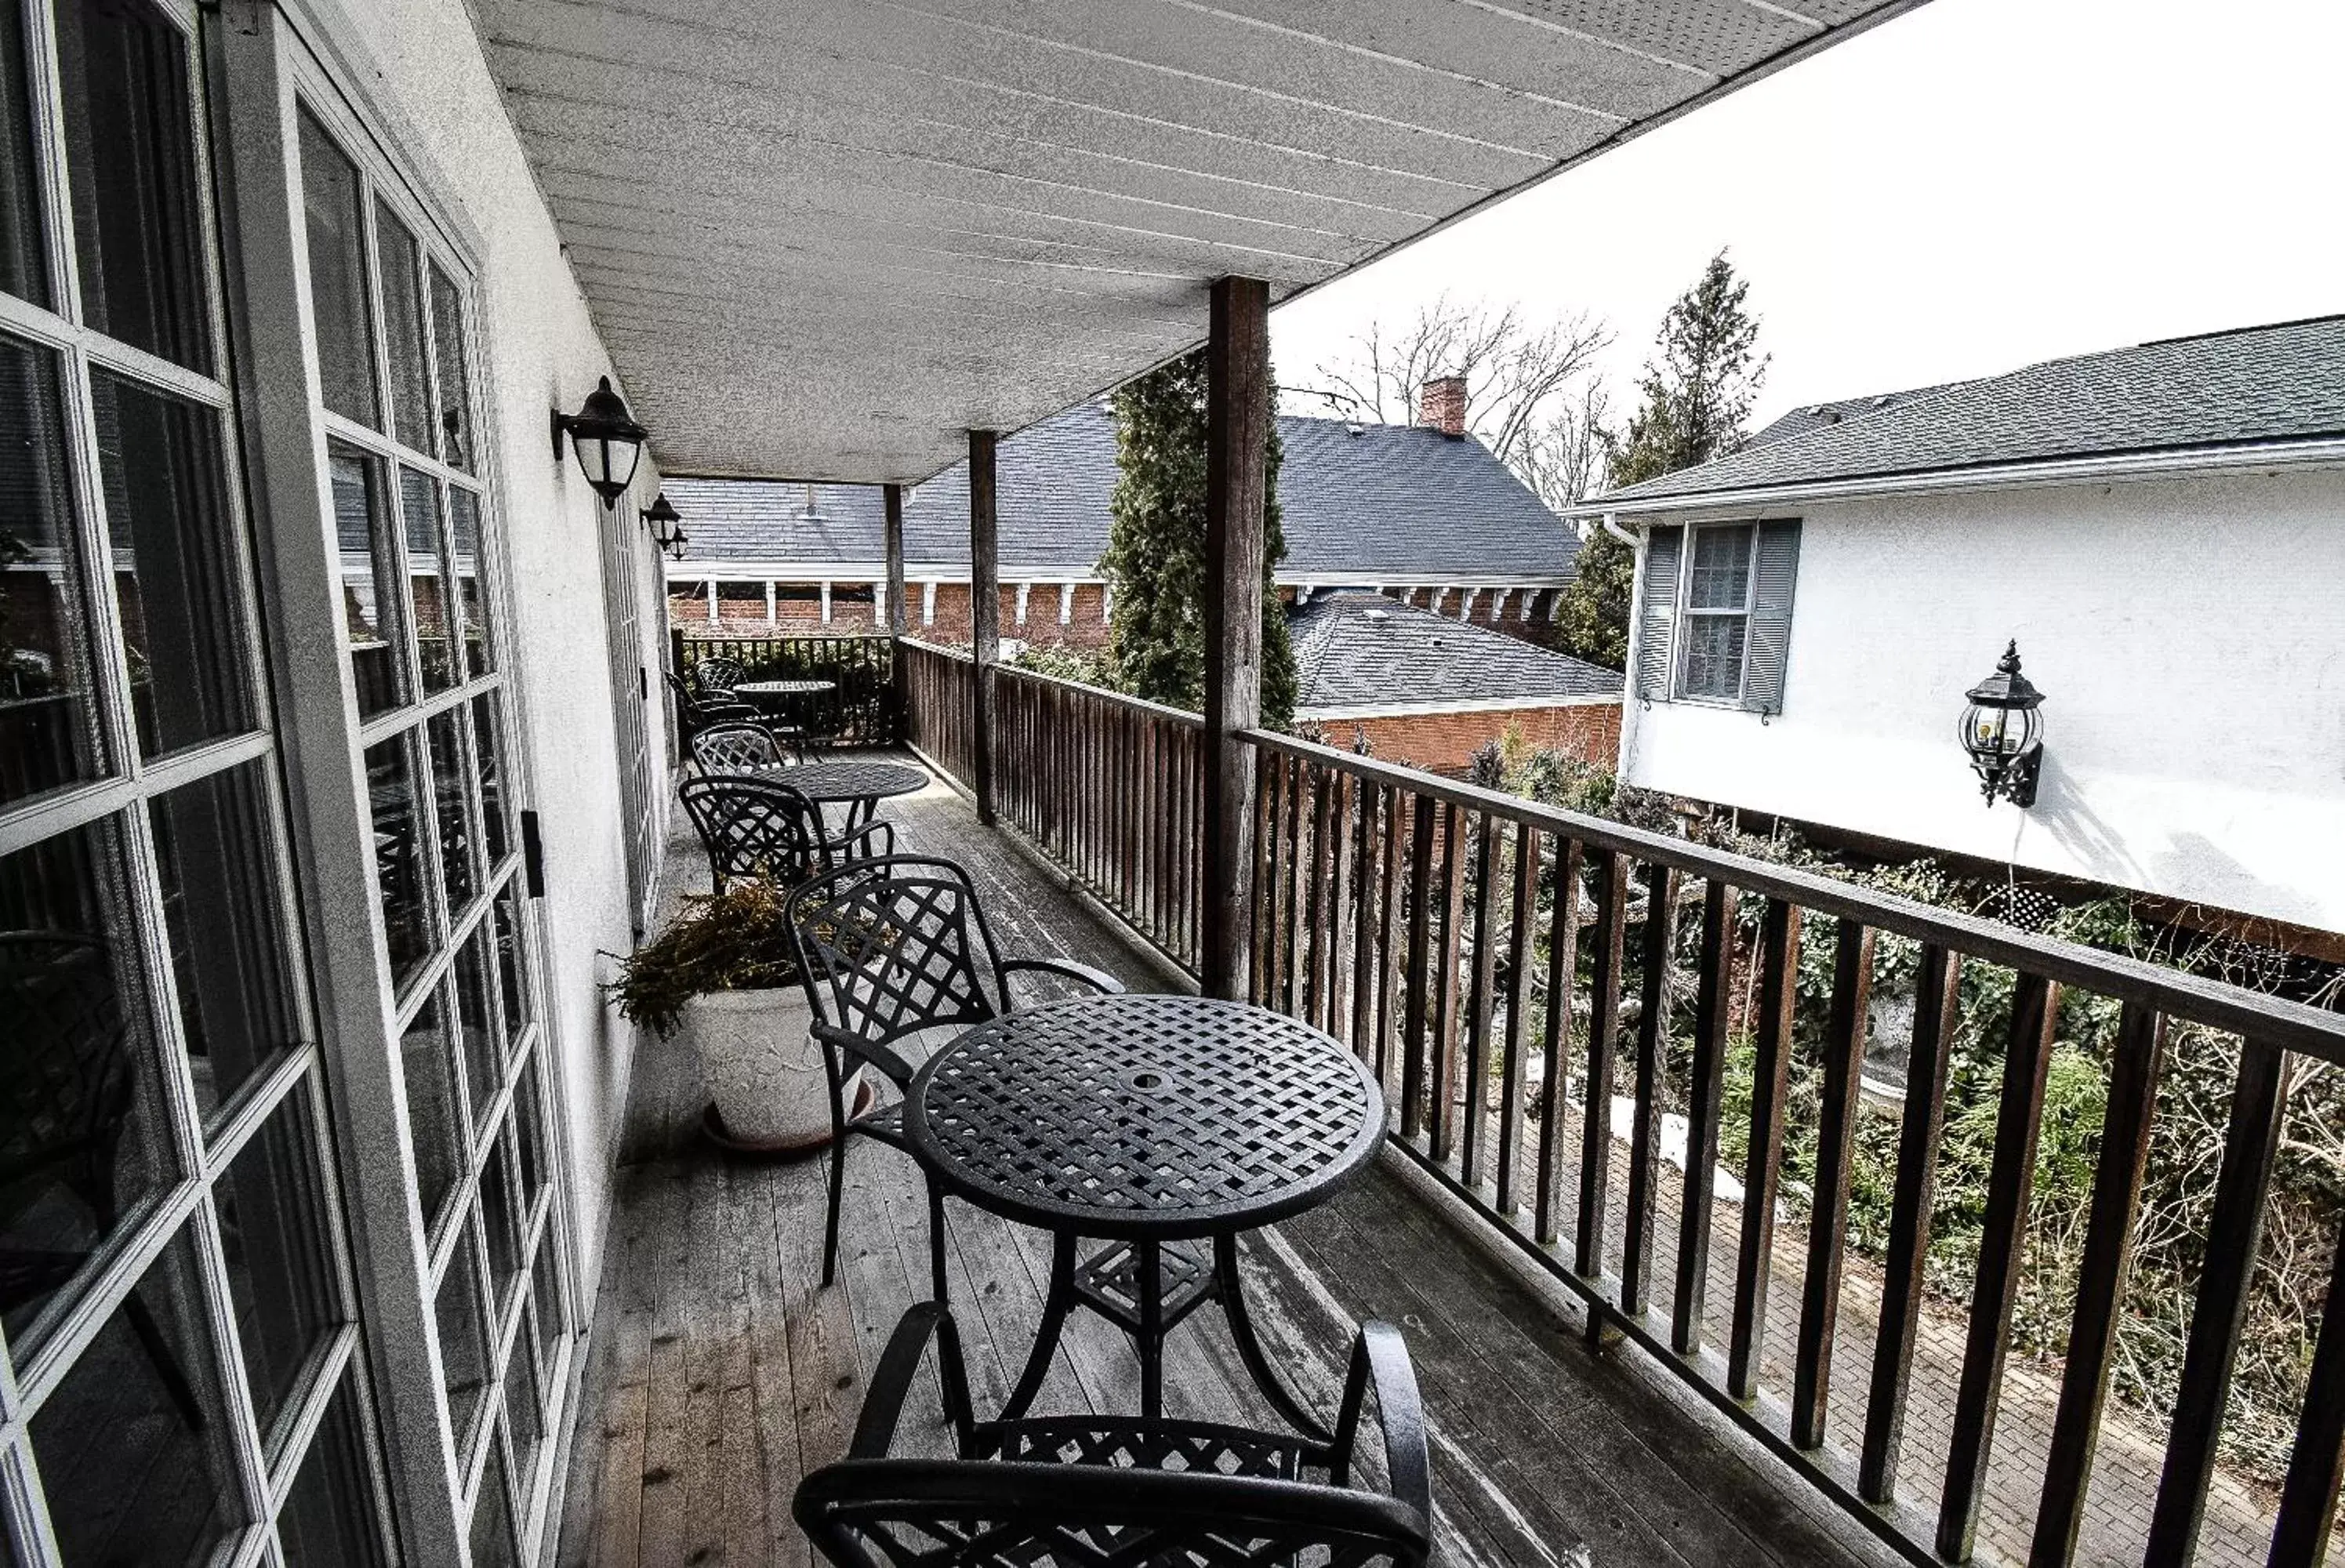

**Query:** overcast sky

left=1269, top=0, right=2345, bottom=434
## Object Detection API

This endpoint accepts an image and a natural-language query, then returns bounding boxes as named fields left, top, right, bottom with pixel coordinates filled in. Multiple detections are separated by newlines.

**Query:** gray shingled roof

left=1590, top=316, right=2345, bottom=508
left=1290, top=590, right=1622, bottom=714
left=1741, top=381, right=1975, bottom=450
left=667, top=407, right=1581, bottom=581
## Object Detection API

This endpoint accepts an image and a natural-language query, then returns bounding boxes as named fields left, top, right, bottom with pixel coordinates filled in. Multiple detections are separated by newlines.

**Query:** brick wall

left=1311, top=700, right=1621, bottom=778
left=1357, top=586, right=1571, bottom=652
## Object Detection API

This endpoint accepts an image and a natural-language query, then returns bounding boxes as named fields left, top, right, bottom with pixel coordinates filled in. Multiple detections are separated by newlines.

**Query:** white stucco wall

left=1621, top=467, right=2345, bottom=933
left=301, top=0, right=660, bottom=1298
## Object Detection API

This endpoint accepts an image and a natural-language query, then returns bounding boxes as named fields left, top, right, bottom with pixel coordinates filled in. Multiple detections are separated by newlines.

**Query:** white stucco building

left=1567, top=316, right=2345, bottom=938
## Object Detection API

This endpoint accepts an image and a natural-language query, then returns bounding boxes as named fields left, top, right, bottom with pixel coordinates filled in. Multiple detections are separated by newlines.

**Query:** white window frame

left=1675, top=521, right=1758, bottom=707
left=0, top=0, right=402, bottom=1563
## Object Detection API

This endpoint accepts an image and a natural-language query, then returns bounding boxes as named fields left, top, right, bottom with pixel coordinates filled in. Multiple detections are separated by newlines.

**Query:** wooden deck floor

left=556, top=761, right=1898, bottom=1568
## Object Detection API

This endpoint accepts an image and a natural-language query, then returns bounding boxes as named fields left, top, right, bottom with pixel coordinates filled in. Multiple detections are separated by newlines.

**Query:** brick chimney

left=1418, top=375, right=1467, bottom=438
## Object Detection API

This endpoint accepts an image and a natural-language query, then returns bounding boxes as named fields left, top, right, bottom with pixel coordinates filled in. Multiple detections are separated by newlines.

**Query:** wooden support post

left=968, top=431, right=999, bottom=825
left=1201, top=274, right=1269, bottom=1001
left=884, top=482, right=906, bottom=637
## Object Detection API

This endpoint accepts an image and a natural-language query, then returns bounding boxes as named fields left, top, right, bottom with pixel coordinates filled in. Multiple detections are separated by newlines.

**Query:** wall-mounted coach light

left=551, top=376, right=647, bottom=509
left=1958, top=640, right=2046, bottom=808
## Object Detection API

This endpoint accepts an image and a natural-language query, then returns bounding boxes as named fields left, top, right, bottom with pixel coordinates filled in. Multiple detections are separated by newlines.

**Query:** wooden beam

left=884, top=482, right=906, bottom=637
left=1201, top=274, right=1269, bottom=1000
left=968, top=430, right=999, bottom=826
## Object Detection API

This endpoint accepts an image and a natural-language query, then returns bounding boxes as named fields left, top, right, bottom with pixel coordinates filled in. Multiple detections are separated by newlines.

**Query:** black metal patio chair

left=784, top=855, right=1123, bottom=1298
left=677, top=776, right=892, bottom=895
left=692, top=654, right=746, bottom=694
left=663, top=671, right=758, bottom=739
left=688, top=720, right=805, bottom=775
left=794, top=1302, right=1432, bottom=1568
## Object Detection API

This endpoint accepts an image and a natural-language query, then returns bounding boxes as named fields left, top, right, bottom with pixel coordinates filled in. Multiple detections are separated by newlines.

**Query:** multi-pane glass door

left=0, top=0, right=393, bottom=1562
left=290, top=74, right=572, bottom=1568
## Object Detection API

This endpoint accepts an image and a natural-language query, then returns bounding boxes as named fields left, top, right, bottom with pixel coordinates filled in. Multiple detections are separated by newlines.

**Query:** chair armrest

left=1330, top=1320, right=1431, bottom=1526
left=810, top=1018, right=918, bottom=1087
left=826, top=818, right=895, bottom=859
left=1000, top=956, right=1127, bottom=996
left=850, top=1302, right=974, bottom=1458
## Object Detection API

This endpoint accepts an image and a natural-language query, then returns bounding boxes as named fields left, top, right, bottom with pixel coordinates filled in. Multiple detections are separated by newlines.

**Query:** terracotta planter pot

left=674, top=985, right=853, bottom=1152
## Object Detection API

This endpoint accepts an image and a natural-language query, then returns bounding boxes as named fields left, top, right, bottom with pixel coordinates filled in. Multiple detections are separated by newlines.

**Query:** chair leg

left=822, top=1132, right=848, bottom=1287
left=925, top=1179, right=949, bottom=1303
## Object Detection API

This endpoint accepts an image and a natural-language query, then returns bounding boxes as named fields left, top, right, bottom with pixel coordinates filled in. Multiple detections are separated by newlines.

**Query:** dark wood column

left=883, top=481, right=907, bottom=637
left=968, top=430, right=1000, bottom=825
left=1201, top=275, right=1269, bottom=1000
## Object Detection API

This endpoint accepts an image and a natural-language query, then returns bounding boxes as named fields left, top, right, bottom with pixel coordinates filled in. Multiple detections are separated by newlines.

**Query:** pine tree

left=1101, top=350, right=1298, bottom=728
left=1552, top=251, right=1767, bottom=668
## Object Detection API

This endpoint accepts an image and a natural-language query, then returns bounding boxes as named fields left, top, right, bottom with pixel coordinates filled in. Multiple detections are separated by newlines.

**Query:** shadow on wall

left=2021, top=759, right=2152, bottom=896
left=2150, top=831, right=2325, bottom=935
left=2027, top=764, right=2320, bottom=931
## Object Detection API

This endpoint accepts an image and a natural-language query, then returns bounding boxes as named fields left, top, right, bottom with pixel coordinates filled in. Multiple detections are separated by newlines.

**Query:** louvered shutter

left=1741, top=519, right=1802, bottom=714
left=1634, top=525, right=1682, bottom=702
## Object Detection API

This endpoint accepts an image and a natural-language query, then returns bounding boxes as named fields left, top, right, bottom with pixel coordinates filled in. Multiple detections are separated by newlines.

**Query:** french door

left=0, top=0, right=395, bottom=1563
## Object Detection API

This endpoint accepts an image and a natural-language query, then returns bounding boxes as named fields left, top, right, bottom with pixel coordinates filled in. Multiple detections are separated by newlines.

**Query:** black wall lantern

left=641, top=490, right=684, bottom=549
left=551, top=376, right=647, bottom=508
left=1958, top=640, right=2046, bottom=808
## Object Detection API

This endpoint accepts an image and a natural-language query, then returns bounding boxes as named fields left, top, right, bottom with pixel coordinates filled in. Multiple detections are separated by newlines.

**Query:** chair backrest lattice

left=695, top=655, right=746, bottom=693
left=797, top=1463, right=1427, bottom=1568
left=678, top=777, right=830, bottom=893
left=786, top=858, right=1010, bottom=1065
left=691, top=722, right=781, bottom=775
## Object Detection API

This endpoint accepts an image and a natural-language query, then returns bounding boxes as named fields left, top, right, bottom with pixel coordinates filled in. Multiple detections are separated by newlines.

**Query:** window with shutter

left=1635, top=525, right=1682, bottom=702
left=1741, top=519, right=1802, bottom=713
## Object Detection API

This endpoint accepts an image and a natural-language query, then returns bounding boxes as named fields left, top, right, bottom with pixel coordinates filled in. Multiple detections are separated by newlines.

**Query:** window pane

left=470, top=1438, right=517, bottom=1568
left=427, top=706, right=475, bottom=914
left=0, top=818, right=174, bottom=1350
left=530, top=1227, right=565, bottom=1369
left=429, top=261, right=472, bottom=470
left=478, top=1134, right=522, bottom=1318
left=0, top=2, right=45, bottom=307
left=492, top=884, right=529, bottom=1053
left=364, top=735, right=430, bottom=989
left=331, top=448, right=404, bottom=717
left=92, top=370, right=253, bottom=757
left=436, top=1224, right=491, bottom=1448
left=1683, top=614, right=1748, bottom=700
left=452, top=926, right=500, bottom=1127
left=216, top=1083, right=339, bottom=1443
left=400, top=466, right=452, bottom=692
left=54, top=0, right=209, bottom=372
left=472, top=690, right=509, bottom=866
left=0, top=334, right=106, bottom=807
left=374, top=201, right=431, bottom=452
left=30, top=1229, right=240, bottom=1566
left=1687, top=524, right=1754, bottom=610
left=448, top=485, right=488, bottom=676
left=401, top=987, right=459, bottom=1232
left=513, top=1057, right=547, bottom=1221
left=151, top=760, right=300, bottom=1119
left=277, top=1376, right=389, bottom=1567
left=503, top=1307, right=546, bottom=1491
left=296, top=108, right=376, bottom=428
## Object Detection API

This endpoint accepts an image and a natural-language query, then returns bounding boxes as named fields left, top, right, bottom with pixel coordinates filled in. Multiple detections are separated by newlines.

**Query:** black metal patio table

left=906, top=993, right=1385, bottom=1438
left=754, top=758, right=926, bottom=834
left=734, top=676, right=838, bottom=745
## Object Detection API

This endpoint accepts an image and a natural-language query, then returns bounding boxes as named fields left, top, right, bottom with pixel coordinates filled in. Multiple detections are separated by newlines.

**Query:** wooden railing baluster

left=2031, top=1000, right=2165, bottom=1565
left=1860, top=942, right=1962, bottom=1503
left=1536, top=836, right=1583, bottom=1247
left=1327, top=771, right=1355, bottom=1044
left=1576, top=850, right=1628, bottom=1284
left=1730, top=898, right=1801, bottom=1402
left=1461, top=813, right=1501, bottom=1188
left=1794, top=920, right=1875, bottom=1449
left=2269, top=1210, right=2345, bottom=1568
left=2144, top=1038, right=2288, bottom=1567
left=1496, top=824, right=1537, bottom=1217
left=1673, top=877, right=1732, bottom=1355
left=1937, top=972, right=2062, bottom=1563
left=1622, top=862, right=1676, bottom=1319
left=1376, top=784, right=1403, bottom=1086
left=1399, top=793, right=1436, bottom=1143
left=1431, top=803, right=1468, bottom=1165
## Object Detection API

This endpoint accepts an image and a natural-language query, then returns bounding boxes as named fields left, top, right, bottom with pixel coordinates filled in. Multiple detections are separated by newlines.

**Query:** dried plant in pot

left=606, top=880, right=862, bottom=1153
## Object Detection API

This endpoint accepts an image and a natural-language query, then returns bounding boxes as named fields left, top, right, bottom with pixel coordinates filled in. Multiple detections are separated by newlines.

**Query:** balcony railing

left=674, top=629, right=900, bottom=745
left=875, top=636, right=2345, bottom=1566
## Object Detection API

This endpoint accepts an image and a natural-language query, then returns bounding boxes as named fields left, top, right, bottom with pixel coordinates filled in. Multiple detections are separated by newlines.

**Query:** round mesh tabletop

left=907, top=994, right=1385, bottom=1241
left=754, top=760, right=927, bottom=803
left=734, top=678, right=834, bottom=695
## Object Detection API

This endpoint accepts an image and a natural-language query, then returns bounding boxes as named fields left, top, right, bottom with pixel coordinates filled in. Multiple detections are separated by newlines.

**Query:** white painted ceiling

left=476, top=0, right=1925, bottom=483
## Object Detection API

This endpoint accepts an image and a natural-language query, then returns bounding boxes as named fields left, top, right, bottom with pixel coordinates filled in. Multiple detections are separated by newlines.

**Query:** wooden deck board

left=557, top=764, right=1894, bottom=1568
